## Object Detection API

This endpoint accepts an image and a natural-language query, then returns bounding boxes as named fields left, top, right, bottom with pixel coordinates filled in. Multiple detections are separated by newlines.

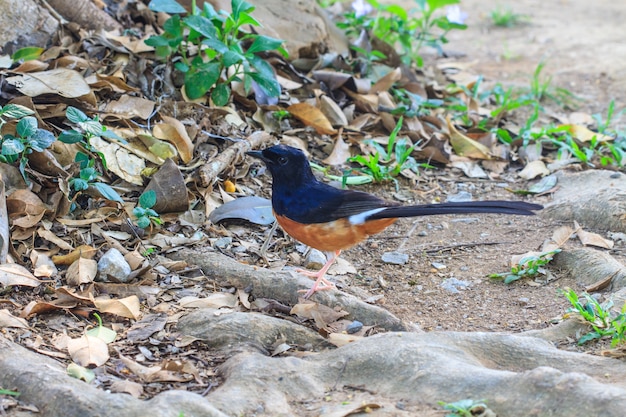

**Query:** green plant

left=439, top=399, right=488, bottom=417
left=337, top=0, right=467, bottom=67
left=489, top=7, right=528, bottom=27
left=0, top=105, right=56, bottom=181
left=489, top=249, right=560, bottom=284
left=0, top=388, right=20, bottom=397
left=145, top=0, right=286, bottom=105
left=562, top=289, right=626, bottom=347
left=133, top=190, right=163, bottom=229
left=348, top=116, right=428, bottom=185
left=272, top=109, right=291, bottom=122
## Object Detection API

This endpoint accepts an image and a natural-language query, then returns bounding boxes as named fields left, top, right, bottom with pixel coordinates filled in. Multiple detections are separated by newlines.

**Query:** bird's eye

left=277, top=156, right=288, bottom=165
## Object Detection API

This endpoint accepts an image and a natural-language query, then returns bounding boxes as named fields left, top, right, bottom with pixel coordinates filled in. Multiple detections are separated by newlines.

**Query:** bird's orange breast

left=274, top=213, right=397, bottom=252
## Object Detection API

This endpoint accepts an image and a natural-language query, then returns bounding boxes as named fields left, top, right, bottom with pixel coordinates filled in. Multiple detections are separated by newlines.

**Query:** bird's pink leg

left=296, top=250, right=341, bottom=299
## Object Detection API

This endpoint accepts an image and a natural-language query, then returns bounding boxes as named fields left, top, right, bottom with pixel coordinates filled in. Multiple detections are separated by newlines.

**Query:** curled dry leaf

left=110, top=380, right=144, bottom=398
left=319, top=95, right=348, bottom=127
left=542, top=225, right=575, bottom=252
left=327, top=332, right=362, bottom=347
left=575, top=221, right=614, bottom=249
left=446, top=115, right=492, bottom=159
left=104, top=95, right=155, bottom=120
left=518, top=160, right=550, bottom=180
left=52, top=245, right=97, bottom=266
left=67, top=334, right=110, bottom=367
left=66, top=258, right=98, bottom=285
left=0, top=309, right=29, bottom=329
left=30, top=249, right=58, bottom=278
left=178, top=293, right=238, bottom=309
left=322, top=134, right=351, bottom=166
left=153, top=115, right=194, bottom=163
left=0, top=264, right=40, bottom=287
left=287, top=102, right=337, bottom=135
left=92, top=295, right=141, bottom=320
left=560, top=124, right=614, bottom=142
left=6, top=189, right=47, bottom=228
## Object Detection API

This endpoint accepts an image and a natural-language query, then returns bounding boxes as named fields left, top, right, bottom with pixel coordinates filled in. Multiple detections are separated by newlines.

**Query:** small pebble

left=440, top=277, right=470, bottom=293
left=381, top=251, right=409, bottom=265
left=305, top=249, right=327, bottom=269
left=446, top=191, right=473, bottom=202
left=346, top=321, right=363, bottom=334
left=97, top=248, right=132, bottom=282
left=518, top=297, right=530, bottom=306
left=431, top=262, right=447, bottom=270
left=418, top=230, right=428, bottom=237
left=214, top=237, right=232, bottom=249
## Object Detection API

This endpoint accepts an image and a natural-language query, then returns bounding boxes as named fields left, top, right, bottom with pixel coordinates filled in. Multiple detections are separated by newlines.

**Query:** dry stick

left=197, top=131, right=275, bottom=187
left=0, top=180, right=8, bottom=263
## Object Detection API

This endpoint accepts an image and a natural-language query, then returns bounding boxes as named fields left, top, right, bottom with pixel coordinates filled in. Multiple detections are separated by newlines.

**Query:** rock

left=381, top=251, right=409, bottom=265
left=440, top=278, right=470, bottom=293
left=346, top=321, right=363, bottom=334
left=446, top=191, right=473, bottom=202
left=305, top=249, right=327, bottom=269
left=97, top=248, right=132, bottom=283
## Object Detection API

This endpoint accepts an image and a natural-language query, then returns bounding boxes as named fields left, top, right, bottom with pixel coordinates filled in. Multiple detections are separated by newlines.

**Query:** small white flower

left=446, top=5, right=468, bottom=25
left=352, top=0, right=373, bottom=18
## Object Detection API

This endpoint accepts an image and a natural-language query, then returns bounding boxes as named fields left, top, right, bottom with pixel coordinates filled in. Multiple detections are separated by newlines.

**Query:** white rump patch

left=348, top=208, right=386, bottom=225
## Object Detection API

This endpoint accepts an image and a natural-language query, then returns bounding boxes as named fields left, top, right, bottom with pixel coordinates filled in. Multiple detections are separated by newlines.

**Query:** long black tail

left=368, top=201, right=543, bottom=220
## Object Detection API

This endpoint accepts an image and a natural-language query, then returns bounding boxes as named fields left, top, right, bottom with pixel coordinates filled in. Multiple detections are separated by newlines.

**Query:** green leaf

left=184, top=62, right=221, bottom=99
left=139, top=189, right=157, bottom=209
left=211, top=83, right=231, bottom=106
left=29, top=129, right=56, bottom=152
left=75, top=152, right=91, bottom=169
left=0, top=104, right=34, bottom=119
left=427, top=0, right=459, bottom=11
left=11, top=46, right=44, bottom=62
left=58, top=129, right=84, bottom=144
left=246, top=35, right=284, bottom=54
left=71, top=178, right=89, bottom=192
left=184, top=15, right=217, bottom=38
left=66, top=107, right=90, bottom=124
left=133, top=207, right=147, bottom=218
left=16, top=116, right=38, bottom=138
left=80, top=120, right=104, bottom=137
left=383, top=4, right=408, bottom=20
left=144, top=35, right=172, bottom=48
left=231, top=0, right=255, bottom=21
left=222, top=50, right=244, bottom=67
left=2, top=138, right=25, bottom=156
left=247, top=54, right=274, bottom=79
left=86, top=325, right=117, bottom=343
left=202, top=37, right=229, bottom=54
left=79, top=167, right=98, bottom=181
left=92, top=182, right=124, bottom=203
left=148, top=0, right=186, bottom=13
left=101, top=128, right=125, bottom=143
left=248, top=72, right=280, bottom=98
left=136, top=216, right=151, bottom=229
left=163, top=15, right=184, bottom=38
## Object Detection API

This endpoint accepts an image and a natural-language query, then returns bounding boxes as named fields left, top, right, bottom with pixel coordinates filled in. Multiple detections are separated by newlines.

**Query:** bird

left=247, top=144, right=543, bottom=299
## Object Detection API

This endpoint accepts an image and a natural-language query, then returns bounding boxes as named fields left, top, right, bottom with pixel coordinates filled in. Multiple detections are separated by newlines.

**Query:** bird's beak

left=246, top=150, right=267, bottom=162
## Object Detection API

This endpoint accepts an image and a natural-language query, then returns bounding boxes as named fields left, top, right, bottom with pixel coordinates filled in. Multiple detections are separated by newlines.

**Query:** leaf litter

left=0, top=0, right=621, bottom=409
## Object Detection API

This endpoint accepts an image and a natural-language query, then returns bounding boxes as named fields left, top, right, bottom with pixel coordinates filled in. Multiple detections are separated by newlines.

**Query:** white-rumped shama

left=247, top=144, right=542, bottom=298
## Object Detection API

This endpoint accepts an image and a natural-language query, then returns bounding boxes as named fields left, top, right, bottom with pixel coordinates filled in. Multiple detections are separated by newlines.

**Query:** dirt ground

left=307, top=0, right=626, bottom=347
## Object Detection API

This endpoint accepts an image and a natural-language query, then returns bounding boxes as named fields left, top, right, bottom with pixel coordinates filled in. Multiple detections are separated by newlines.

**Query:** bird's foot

left=298, top=276, right=336, bottom=299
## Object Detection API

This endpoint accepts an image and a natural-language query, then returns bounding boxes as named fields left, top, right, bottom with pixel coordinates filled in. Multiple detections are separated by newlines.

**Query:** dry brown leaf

left=93, top=296, right=141, bottom=319
left=319, top=95, right=348, bottom=127
left=66, top=258, right=98, bottom=286
left=542, top=225, right=575, bottom=252
left=67, top=334, right=109, bottom=367
left=560, top=124, right=614, bottom=142
left=575, top=221, right=614, bottom=249
left=52, top=245, right=97, bottom=266
left=327, top=332, right=362, bottom=347
left=90, top=136, right=144, bottom=185
left=518, top=160, right=550, bottom=180
left=371, top=67, right=402, bottom=93
left=287, top=102, right=337, bottom=135
left=323, top=135, right=351, bottom=166
left=110, top=380, right=144, bottom=398
left=37, top=228, right=73, bottom=251
left=153, top=115, right=194, bottom=163
left=0, top=309, right=29, bottom=329
left=6, top=189, right=46, bottom=228
left=30, top=250, right=58, bottom=278
left=118, top=354, right=192, bottom=383
left=6, top=68, right=91, bottom=98
left=178, top=293, right=238, bottom=309
left=104, top=95, right=155, bottom=119
left=0, top=264, right=40, bottom=287
left=446, top=115, right=492, bottom=159
left=290, top=301, right=349, bottom=328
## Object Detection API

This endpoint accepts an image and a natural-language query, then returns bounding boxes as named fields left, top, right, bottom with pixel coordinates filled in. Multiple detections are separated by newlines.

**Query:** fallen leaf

left=447, top=115, right=492, bottom=159
left=287, top=102, right=337, bottom=135
left=323, top=135, right=351, bottom=166
left=542, top=225, right=575, bottom=252
left=208, top=196, right=274, bottom=226
left=6, top=189, right=46, bottom=228
left=178, top=293, right=238, bottom=309
left=327, top=332, right=362, bottom=347
left=110, top=380, right=144, bottom=398
left=90, top=136, right=145, bottom=185
left=0, top=264, right=40, bottom=287
left=518, top=160, right=550, bottom=180
left=92, top=296, right=141, bottom=320
left=66, top=258, right=98, bottom=285
left=31, top=250, right=58, bottom=278
left=560, top=124, right=614, bottom=142
left=319, top=95, right=348, bottom=127
left=67, top=362, right=96, bottom=382
left=575, top=221, right=614, bottom=249
left=153, top=115, right=194, bottom=163
left=6, top=68, right=91, bottom=98
left=0, top=309, right=29, bottom=329
left=67, top=334, right=109, bottom=367
left=52, top=245, right=97, bottom=266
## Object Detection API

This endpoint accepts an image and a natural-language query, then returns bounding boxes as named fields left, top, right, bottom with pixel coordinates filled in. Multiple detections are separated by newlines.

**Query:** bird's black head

left=246, top=144, right=316, bottom=187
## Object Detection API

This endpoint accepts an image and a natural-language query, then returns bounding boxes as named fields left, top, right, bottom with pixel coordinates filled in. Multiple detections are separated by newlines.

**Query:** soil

left=303, top=0, right=626, bottom=348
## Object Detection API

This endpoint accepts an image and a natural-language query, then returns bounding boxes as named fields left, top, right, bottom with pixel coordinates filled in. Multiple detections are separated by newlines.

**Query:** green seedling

left=133, top=189, right=163, bottom=229
left=11, top=46, right=44, bottom=63
left=0, top=107, right=56, bottom=182
left=337, top=0, right=467, bottom=67
left=145, top=0, right=287, bottom=105
left=310, top=162, right=373, bottom=186
left=439, top=399, right=489, bottom=417
left=272, top=109, right=291, bottom=122
left=86, top=313, right=117, bottom=343
left=562, top=289, right=626, bottom=347
left=489, top=249, right=560, bottom=284
left=489, top=7, right=529, bottom=27
left=348, top=116, right=427, bottom=185
left=0, top=388, right=20, bottom=397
